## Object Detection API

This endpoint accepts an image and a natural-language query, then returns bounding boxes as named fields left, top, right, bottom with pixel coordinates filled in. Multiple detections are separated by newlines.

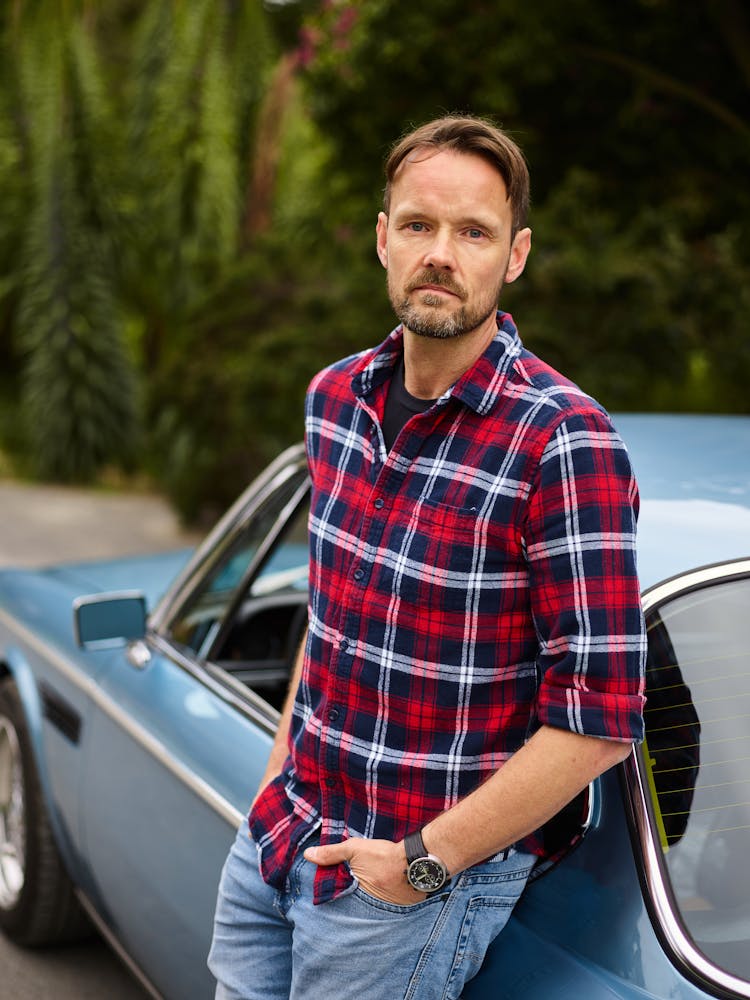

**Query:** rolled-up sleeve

left=524, top=410, right=647, bottom=742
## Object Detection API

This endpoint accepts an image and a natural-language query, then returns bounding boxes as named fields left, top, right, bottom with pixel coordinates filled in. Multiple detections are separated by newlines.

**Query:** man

left=209, top=115, right=646, bottom=1000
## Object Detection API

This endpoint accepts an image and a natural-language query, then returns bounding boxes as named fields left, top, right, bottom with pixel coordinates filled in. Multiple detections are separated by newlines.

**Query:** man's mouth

left=415, top=284, right=457, bottom=296
left=406, top=276, right=465, bottom=300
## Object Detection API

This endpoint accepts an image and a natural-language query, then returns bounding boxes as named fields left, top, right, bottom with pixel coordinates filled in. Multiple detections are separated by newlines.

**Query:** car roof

left=613, top=414, right=750, bottom=590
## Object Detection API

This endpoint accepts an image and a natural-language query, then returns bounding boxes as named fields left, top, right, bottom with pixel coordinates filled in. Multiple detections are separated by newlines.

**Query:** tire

left=0, top=676, right=90, bottom=945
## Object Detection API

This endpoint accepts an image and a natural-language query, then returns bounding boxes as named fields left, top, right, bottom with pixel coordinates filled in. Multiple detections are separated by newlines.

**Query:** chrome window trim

left=641, top=557, right=750, bottom=608
left=625, top=557, right=750, bottom=999
left=145, top=442, right=308, bottom=748
left=150, top=443, right=307, bottom=633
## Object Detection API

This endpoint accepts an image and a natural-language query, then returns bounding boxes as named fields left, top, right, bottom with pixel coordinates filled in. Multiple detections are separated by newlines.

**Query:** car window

left=642, top=575, right=750, bottom=983
left=207, top=495, right=309, bottom=711
left=168, top=467, right=307, bottom=657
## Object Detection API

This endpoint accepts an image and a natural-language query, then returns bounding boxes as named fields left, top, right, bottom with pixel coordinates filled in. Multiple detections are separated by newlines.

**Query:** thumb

left=304, top=841, right=352, bottom=867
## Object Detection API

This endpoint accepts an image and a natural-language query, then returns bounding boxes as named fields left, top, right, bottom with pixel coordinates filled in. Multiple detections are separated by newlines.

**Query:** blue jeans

left=208, top=823, right=536, bottom=1000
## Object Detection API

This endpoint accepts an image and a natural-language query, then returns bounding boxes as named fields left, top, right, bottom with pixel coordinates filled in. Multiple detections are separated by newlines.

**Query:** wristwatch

left=404, top=830, right=449, bottom=892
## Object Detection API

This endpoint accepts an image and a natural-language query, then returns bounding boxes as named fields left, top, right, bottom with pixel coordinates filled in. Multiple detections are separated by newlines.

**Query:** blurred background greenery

left=0, top=0, right=748, bottom=522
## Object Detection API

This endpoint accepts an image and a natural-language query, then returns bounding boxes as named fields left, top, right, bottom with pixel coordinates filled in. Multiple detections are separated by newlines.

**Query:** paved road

left=0, top=479, right=200, bottom=999
left=0, top=480, right=199, bottom=568
left=1, top=935, right=150, bottom=1000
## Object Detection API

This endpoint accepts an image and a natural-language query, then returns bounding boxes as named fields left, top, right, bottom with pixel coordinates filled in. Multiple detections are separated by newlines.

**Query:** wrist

left=421, top=822, right=463, bottom=879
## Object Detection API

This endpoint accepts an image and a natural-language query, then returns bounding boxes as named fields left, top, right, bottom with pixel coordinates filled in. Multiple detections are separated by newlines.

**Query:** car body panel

left=79, top=641, right=259, bottom=999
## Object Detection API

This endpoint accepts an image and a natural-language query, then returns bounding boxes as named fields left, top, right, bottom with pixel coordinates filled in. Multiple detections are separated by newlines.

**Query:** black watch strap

left=404, top=829, right=428, bottom=864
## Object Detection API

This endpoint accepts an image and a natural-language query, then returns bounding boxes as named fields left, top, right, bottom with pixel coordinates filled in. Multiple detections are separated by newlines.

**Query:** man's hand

left=304, top=838, right=421, bottom=906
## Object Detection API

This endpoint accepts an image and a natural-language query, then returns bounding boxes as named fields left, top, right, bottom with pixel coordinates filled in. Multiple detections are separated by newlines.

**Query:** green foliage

left=123, top=0, right=246, bottom=339
left=1, top=0, right=749, bottom=522
left=0, top=0, right=276, bottom=497
left=12, top=8, right=138, bottom=480
left=148, top=231, right=391, bottom=522
left=298, top=0, right=750, bottom=413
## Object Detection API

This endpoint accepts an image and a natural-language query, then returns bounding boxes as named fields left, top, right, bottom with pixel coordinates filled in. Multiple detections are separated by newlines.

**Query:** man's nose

left=422, top=230, right=456, bottom=269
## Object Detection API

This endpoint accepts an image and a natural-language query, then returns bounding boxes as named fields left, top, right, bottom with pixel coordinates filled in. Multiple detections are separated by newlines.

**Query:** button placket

left=320, top=455, right=408, bottom=820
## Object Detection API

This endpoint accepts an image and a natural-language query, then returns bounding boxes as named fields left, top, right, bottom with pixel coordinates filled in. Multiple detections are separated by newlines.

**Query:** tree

left=3, top=4, right=138, bottom=479
left=296, top=0, right=750, bottom=413
left=0, top=0, right=276, bottom=489
left=2, top=0, right=748, bottom=520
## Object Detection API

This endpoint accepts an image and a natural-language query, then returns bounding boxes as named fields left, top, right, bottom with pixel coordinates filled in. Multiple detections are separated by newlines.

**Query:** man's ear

left=505, top=227, right=532, bottom=284
left=376, top=212, right=388, bottom=268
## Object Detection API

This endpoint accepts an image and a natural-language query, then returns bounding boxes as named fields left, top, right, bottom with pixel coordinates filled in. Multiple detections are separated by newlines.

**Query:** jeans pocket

left=352, top=879, right=442, bottom=915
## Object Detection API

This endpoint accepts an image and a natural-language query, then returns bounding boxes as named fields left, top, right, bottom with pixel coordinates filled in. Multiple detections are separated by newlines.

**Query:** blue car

left=1, top=415, right=749, bottom=1000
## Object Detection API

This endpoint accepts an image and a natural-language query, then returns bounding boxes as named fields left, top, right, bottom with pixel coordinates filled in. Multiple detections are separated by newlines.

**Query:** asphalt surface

left=0, top=479, right=200, bottom=999
left=0, top=480, right=199, bottom=569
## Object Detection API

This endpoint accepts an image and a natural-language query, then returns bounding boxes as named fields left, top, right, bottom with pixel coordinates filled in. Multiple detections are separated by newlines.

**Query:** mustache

left=405, top=271, right=467, bottom=299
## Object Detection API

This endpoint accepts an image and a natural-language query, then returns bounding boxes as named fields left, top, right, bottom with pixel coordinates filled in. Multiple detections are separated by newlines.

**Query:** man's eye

left=408, top=222, right=426, bottom=232
left=467, top=228, right=484, bottom=239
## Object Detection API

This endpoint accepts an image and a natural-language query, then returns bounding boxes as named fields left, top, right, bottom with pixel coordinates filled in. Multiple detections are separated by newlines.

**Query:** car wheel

left=0, top=677, right=90, bottom=945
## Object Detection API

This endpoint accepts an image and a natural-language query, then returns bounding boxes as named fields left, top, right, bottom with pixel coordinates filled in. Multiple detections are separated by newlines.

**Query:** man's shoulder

left=509, top=347, right=611, bottom=428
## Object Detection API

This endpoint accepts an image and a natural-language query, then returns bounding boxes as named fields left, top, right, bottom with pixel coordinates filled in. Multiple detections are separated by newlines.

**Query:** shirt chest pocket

left=415, top=497, right=483, bottom=541
left=388, top=497, right=523, bottom=609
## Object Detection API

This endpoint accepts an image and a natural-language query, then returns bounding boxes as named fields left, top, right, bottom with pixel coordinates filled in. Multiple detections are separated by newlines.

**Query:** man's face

left=376, top=149, right=531, bottom=341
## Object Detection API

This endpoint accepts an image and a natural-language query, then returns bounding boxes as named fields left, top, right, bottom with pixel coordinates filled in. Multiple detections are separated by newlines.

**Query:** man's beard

left=389, top=270, right=504, bottom=340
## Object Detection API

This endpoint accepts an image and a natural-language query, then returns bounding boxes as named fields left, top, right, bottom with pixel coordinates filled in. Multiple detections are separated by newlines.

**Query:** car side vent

left=39, top=682, right=82, bottom=745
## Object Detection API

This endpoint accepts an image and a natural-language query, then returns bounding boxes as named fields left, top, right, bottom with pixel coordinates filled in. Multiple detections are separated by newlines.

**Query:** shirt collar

left=350, top=311, right=522, bottom=415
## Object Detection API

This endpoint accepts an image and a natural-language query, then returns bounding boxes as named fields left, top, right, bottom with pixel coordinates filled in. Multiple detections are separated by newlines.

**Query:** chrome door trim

left=624, top=558, right=750, bottom=999
left=148, top=631, right=280, bottom=735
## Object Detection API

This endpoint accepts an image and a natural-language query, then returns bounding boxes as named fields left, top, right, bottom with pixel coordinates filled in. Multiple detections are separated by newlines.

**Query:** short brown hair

left=383, top=115, right=530, bottom=236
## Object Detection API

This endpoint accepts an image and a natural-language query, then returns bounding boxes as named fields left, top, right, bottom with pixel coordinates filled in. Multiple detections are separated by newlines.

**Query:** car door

left=80, top=456, right=309, bottom=1000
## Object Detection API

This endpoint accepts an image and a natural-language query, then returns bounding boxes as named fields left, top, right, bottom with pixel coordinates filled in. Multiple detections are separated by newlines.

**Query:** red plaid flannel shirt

left=250, top=313, right=646, bottom=904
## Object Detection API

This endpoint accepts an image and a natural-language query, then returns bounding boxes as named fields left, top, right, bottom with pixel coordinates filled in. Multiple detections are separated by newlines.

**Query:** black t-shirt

left=382, top=359, right=437, bottom=451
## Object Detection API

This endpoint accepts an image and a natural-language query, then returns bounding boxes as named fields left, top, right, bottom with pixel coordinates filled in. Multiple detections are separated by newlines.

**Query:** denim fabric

left=208, top=823, right=536, bottom=1000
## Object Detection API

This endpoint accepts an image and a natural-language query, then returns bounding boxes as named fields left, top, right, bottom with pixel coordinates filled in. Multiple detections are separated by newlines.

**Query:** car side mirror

left=73, top=592, right=148, bottom=649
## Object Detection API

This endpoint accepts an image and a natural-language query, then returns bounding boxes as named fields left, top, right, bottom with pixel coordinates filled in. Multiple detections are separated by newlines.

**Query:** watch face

left=407, top=857, right=447, bottom=892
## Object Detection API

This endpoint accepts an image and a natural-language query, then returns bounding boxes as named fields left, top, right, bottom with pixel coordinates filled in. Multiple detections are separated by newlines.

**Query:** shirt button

left=373, top=497, right=385, bottom=509
left=353, top=568, right=364, bottom=581
left=340, top=637, right=350, bottom=651
left=325, top=777, right=336, bottom=788
left=328, top=708, right=340, bottom=722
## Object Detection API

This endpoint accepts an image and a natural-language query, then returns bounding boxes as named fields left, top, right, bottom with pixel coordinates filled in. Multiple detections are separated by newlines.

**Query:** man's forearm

left=422, top=724, right=632, bottom=875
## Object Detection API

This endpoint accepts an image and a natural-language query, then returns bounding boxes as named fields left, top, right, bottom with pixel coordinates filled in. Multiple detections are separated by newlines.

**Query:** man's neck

left=402, top=316, right=498, bottom=400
